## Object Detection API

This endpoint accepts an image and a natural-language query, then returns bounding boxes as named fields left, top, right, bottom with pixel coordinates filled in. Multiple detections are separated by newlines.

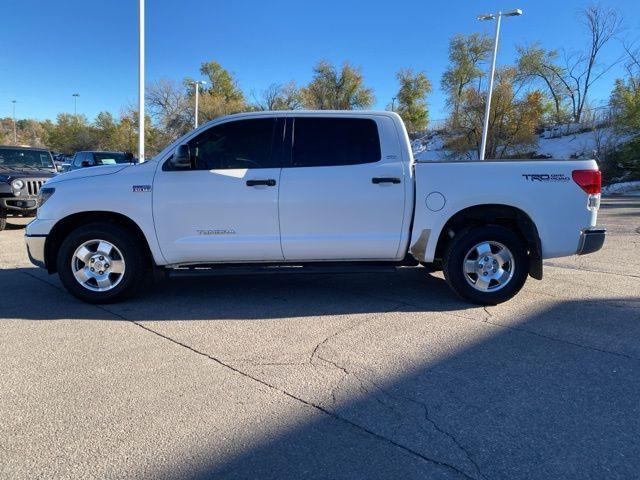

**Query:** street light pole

left=477, top=9, right=522, bottom=160
left=191, top=80, right=206, bottom=128
left=195, top=83, right=199, bottom=128
left=72, top=93, right=80, bottom=116
left=11, top=100, right=17, bottom=144
left=391, top=96, right=397, bottom=112
left=138, top=0, right=145, bottom=162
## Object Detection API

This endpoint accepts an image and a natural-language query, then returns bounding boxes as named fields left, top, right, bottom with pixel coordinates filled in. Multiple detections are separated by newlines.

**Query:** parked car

left=25, top=111, right=605, bottom=304
left=67, top=151, right=136, bottom=171
left=0, top=145, right=56, bottom=230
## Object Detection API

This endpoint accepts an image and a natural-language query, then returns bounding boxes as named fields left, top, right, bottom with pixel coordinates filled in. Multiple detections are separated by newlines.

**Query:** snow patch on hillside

left=537, top=128, right=627, bottom=159
left=412, top=133, right=450, bottom=161
left=411, top=127, right=632, bottom=161
left=602, top=181, right=640, bottom=195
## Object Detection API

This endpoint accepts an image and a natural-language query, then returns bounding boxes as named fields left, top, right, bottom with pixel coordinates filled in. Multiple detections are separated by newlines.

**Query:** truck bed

left=410, top=159, right=599, bottom=262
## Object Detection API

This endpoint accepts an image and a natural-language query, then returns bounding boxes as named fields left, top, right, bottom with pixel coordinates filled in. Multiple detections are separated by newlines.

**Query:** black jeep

left=0, top=146, right=56, bottom=231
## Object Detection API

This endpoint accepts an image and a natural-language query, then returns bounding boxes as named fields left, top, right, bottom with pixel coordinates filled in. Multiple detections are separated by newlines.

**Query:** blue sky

left=2, top=0, right=638, bottom=122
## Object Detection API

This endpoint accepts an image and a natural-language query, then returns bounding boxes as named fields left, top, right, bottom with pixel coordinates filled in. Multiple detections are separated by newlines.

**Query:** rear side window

left=190, top=118, right=276, bottom=170
left=291, top=117, right=381, bottom=167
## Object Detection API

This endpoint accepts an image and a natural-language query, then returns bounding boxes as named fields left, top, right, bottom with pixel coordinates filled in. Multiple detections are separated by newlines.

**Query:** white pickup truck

left=25, top=111, right=605, bottom=304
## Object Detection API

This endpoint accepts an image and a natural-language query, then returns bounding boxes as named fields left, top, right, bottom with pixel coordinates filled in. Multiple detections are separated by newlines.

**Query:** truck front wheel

left=443, top=225, right=528, bottom=305
left=57, top=223, right=147, bottom=303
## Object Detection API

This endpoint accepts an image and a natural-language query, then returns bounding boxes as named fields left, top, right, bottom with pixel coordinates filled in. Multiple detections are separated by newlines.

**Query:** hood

left=0, top=166, right=56, bottom=179
left=47, top=164, right=130, bottom=185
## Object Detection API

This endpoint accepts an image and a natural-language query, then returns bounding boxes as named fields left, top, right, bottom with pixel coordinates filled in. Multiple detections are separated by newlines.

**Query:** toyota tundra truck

left=25, top=111, right=605, bottom=304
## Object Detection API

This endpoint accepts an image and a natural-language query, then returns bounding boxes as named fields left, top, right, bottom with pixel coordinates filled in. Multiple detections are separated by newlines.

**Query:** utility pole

left=191, top=80, right=207, bottom=128
left=477, top=9, right=522, bottom=160
left=72, top=93, right=80, bottom=116
left=11, top=100, right=17, bottom=144
left=138, top=0, right=145, bottom=162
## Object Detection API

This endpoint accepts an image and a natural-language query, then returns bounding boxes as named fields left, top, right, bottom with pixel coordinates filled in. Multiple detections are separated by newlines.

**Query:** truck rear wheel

left=57, top=223, right=147, bottom=303
left=443, top=225, right=528, bottom=305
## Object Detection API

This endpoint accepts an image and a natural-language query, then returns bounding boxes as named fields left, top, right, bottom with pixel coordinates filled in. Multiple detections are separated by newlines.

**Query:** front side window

left=190, top=118, right=276, bottom=170
left=292, top=117, right=381, bottom=167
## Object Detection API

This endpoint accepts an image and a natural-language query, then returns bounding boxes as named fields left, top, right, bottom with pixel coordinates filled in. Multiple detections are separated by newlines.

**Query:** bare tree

left=146, top=78, right=191, bottom=138
left=562, top=5, right=622, bottom=122
left=517, top=6, right=621, bottom=124
left=253, top=82, right=302, bottom=111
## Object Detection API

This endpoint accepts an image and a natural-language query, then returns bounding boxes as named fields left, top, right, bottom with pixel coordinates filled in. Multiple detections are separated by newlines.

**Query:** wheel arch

left=434, top=203, right=543, bottom=280
left=44, top=211, right=154, bottom=274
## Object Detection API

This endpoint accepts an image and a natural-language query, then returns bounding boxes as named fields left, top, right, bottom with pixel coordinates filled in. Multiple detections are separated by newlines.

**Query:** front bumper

left=1, top=197, right=37, bottom=212
left=25, top=234, right=46, bottom=269
left=577, top=228, right=606, bottom=255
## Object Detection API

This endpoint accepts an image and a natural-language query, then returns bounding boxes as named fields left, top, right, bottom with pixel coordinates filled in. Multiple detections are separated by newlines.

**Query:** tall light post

left=477, top=9, right=522, bottom=160
left=72, top=93, right=80, bottom=116
left=138, top=0, right=145, bottom=162
left=391, top=96, right=397, bottom=112
left=11, top=100, right=17, bottom=144
left=191, top=80, right=207, bottom=128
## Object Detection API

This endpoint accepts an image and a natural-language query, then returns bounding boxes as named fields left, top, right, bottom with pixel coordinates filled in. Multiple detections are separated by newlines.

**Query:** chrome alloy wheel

left=71, top=239, right=125, bottom=292
left=463, top=241, right=515, bottom=292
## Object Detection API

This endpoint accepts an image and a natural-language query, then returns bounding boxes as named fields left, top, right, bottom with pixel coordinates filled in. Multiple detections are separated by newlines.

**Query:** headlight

left=37, top=187, right=55, bottom=208
left=12, top=179, right=24, bottom=190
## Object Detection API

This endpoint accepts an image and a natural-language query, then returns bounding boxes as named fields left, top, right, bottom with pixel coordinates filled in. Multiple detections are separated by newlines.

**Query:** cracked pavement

left=1, top=196, right=639, bottom=479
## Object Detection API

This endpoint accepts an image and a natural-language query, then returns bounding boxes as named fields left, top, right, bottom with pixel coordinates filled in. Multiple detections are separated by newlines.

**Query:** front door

left=153, top=117, right=284, bottom=264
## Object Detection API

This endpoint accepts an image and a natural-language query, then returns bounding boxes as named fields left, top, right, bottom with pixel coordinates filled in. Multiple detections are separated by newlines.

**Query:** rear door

left=278, top=115, right=407, bottom=261
left=153, top=117, right=284, bottom=264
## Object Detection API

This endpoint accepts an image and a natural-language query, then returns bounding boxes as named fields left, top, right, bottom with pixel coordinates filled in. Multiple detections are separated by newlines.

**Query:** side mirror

left=170, top=144, right=192, bottom=170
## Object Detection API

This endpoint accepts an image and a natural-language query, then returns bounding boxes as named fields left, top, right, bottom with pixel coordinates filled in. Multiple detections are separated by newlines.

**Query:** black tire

left=0, top=215, right=6, bottom=231
left=443, top=225, right=528, bottom=305
left=57, top=222, right=148, bottom=303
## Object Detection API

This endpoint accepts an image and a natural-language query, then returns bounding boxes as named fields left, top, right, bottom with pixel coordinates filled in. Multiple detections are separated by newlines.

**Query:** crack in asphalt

left=303, top=300, right=486, bottom=479
left=20, top=271, right=475, bottom=479
left=544, top=262, right=640, bottom=279
left=308, top=306, right=403, bottom=367
left=313, top=351, right=486, bottom=480
left=313, top=276, right=640, bottom=364
left=20, top=267, right=639, bottom=478
left=126, top=320, right=478, bottom=480
left=481, top=304, right=640, bottom=362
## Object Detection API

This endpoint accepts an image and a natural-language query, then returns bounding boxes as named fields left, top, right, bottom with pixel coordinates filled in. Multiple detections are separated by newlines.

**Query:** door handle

left=372, top=177, right=401, bottom=184
left=246, top=179, right=276, bottom=187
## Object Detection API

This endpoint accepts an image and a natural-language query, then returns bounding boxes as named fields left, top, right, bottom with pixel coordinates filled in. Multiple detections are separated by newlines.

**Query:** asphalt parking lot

left=1, top=196, right=639, bottom=480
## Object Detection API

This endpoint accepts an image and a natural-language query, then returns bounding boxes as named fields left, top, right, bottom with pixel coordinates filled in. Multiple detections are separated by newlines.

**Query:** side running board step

left=166, top=263, right=409, bottom=278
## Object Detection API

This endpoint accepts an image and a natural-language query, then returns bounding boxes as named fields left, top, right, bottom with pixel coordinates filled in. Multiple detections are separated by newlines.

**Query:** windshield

left=0, top=148, right=55, bottom=169
left=93, top=152, right=132, bottom=165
